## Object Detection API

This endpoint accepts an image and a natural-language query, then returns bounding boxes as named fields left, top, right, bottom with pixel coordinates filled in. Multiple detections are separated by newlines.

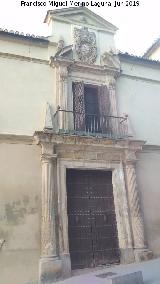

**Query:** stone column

left=39, top=144, right=61, bottom=284
left=124, top=152, right=153, bottom=261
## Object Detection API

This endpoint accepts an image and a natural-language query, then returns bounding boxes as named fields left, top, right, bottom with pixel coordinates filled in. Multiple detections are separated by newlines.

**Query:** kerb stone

left=107, top=271, right=143, bottom=284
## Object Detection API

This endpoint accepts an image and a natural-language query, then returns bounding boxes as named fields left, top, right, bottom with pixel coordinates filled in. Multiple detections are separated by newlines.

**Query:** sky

left=0, top=0, right=159, bottom=56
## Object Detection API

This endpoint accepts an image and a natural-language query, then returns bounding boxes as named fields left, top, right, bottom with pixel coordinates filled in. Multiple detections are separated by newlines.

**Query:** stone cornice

left=120, top=73, right=160, bottom=85
left=0, top=51, right=49, bottom=64
left=70, top=61, right=120, bottom=76
left=0, top=31, right=49, bottom=46
left=34, top=131, right=145, bottom=151
left=44, top=7, right=117, bottom=34
left=119, top=52, right=160, bottom=67
left=50, top=56, right=120, bottom=77
left=49, top=15, right=114, bottom=33
left=0, top=134, right=34, bottom=144
left=142, top=144, right=160, bottom=152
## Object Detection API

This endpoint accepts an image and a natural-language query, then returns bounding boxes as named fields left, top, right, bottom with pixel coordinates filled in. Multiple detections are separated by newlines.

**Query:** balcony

left=52, top=109, right=129, bottom=139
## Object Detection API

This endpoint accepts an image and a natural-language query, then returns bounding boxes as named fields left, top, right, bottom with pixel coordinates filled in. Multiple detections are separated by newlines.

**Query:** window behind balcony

left=72, top=82, right=110, bottom=133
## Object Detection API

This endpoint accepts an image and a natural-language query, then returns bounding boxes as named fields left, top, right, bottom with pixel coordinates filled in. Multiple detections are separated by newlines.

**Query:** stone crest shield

left=74, top=27, right=97, bottom=64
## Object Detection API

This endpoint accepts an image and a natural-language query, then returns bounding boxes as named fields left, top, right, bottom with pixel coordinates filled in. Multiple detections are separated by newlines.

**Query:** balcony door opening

left=72, top=81, right=111, bottom=134
left=84, top=85, right=100, bottom=133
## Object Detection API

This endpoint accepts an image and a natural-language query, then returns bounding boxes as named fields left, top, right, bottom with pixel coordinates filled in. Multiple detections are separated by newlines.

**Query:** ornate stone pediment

left=74, top=27, right=97, bottom=64
left=45, top=8, right=118, bottom=33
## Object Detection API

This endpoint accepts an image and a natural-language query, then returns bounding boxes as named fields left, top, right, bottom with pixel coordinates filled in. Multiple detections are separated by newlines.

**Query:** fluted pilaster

left=39, top=144, right=62, bottom=284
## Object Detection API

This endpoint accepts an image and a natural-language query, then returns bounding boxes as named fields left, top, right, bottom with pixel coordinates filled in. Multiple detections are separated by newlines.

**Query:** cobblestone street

left=55, top=258, right=160, bottom=284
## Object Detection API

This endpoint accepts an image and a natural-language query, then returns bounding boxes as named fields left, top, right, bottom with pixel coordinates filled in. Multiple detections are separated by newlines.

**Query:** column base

left=60, top=253, right=71, bottom=279
left=134, top=249, right=153, bottom=262
left=120, top=248, right=135, bottom=264
left=39, top=256, right=62, bottom=284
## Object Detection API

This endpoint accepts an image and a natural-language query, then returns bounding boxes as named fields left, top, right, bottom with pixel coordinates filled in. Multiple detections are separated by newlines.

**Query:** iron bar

left=53, top=109, right=129, bottom=139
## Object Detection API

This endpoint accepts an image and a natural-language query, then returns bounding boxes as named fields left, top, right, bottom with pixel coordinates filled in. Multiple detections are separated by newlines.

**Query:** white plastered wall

left=136, top=150, right=160, bottom=256
left=0, top=36, right=56, bottom=60
left=0, top=142, right=41, bottom=284
left=0, top=56, right=56, bottom=135
left=117, top=58, right=160, bottom=257
left=148, top=46, right=160, bottom=61
left=117, top=60, right=160, bottom=145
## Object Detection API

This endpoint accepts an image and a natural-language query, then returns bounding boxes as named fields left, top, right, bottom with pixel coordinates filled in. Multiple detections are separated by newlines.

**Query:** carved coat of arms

left=74, top=27, right=97, bottom=64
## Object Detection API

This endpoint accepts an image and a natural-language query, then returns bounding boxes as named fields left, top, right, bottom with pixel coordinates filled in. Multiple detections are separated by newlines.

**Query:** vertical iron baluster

left=101, top=116, right=103, bottom=134
left=96, top=115, right=98, bottom=132
left=53, top=110, right=129, bottom=138
left=85, top=113, right=87, bottom=133
left=90, top=115, right=92, bottom=133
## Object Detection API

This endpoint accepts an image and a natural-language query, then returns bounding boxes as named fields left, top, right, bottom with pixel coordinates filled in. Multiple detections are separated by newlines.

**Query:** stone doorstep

left=95, top=271, right=143, bottom=284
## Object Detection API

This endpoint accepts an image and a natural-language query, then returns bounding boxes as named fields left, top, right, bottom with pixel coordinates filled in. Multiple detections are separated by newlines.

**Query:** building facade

left=0, top=7, right=160, bottom=284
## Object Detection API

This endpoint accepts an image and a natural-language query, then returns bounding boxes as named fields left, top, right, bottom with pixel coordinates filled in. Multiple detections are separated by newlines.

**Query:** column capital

left=41, top=154, right=57, bottom=163
left=109, top=77, right=116, bottom=90
left=125, top=159, right=137, bottom=167
left=41, top=142, right=55, bottom=156
left=124, top=150, right=137, bottom=165
left=59, top=65, right=68, bottom=81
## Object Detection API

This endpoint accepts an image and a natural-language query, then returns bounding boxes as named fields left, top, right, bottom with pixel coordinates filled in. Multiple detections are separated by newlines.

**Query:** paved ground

left=56, top=258, right=160, bottom=284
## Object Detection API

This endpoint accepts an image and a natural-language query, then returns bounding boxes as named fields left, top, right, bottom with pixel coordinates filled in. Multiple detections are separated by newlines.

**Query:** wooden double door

left=67, top=169, right=120, bottom=270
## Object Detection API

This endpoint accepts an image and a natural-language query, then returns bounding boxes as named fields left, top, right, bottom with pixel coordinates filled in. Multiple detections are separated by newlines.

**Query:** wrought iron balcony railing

left=53, top=109, right=129, bottom=139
